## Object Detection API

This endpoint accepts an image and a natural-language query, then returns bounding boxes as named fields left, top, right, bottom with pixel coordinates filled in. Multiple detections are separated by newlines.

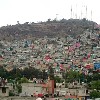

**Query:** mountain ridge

left=0, top=18, right=98, bottom=41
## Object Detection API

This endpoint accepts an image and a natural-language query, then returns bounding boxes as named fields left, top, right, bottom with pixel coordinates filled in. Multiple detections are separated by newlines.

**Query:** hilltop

left=0, top=18, right=98, bottom=41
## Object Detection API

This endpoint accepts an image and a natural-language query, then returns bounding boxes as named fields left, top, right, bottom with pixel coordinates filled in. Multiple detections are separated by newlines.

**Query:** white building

left=21, top=83, right=43, bottom=96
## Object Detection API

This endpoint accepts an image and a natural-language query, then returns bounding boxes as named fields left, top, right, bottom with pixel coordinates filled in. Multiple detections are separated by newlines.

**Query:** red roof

left=65, top=96, right=77, bottom=99
left=85, top=65, right=91, bottom=69
left=38, top=94, right=44, bottom=97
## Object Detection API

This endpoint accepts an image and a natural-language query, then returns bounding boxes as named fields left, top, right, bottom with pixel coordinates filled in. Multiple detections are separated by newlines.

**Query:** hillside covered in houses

left=0, top=18, right=100, bottom=99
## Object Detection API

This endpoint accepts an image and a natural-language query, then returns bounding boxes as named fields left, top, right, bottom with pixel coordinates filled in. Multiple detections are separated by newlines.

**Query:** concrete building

left=0, top=86, right=9, bottom=96
left=21, top=83, right=43, bottom=96
left=0, top=78, right=9, bottom=96
left=21, top=79, right=54, bottom=97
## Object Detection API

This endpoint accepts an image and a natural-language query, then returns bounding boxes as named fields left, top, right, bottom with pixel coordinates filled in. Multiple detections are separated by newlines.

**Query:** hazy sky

left=0, top=0, right=100, bottom=26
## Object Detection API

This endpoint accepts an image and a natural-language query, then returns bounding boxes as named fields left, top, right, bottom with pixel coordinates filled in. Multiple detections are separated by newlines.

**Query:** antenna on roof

left=91, top=10, right=92, bottom=21
left=80, top=4, right=83, bottom=19
left=86, top=6, right=87, bottom=19
left=71, top=5, right=72, bottom=19
left=56, top=14, right=58, bottom=21
left=81, top=10, right=83, bottom=19
left=75, top=4, right=77, bottom=19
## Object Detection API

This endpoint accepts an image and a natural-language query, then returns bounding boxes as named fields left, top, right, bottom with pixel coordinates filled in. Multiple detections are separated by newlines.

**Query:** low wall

left=0, top=96, right=65, bottom=100
left=0, top=96, right=36, bottom=100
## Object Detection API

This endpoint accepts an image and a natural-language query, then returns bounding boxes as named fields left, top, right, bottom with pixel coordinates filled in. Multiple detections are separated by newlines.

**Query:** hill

left=0, top=18, right=98, bottom=41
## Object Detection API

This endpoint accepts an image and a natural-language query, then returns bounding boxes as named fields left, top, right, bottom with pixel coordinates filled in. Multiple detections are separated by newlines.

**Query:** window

left=82, top=98, right=85, bottom=100
left=2, top=87, right=6, bottom=93
left=74, top=83, right=77, bottom=85
left=86, top=90, right=88, bottom=94
left=76, top=90, right=79, bottom=93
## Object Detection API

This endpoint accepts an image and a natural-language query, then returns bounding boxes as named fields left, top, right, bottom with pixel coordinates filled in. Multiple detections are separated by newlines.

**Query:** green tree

left=54, top=76, right=62, bottom=83
left=92, top=73, right=100, bottom=81
left=90, top=80, right=100, bottom=90
left=18, top=77, right=29, bottom=84
left=90, top=90, right=100, bottom=98
left=47, top=18, right=51, bottom=22
left=48, top=66, right=54, bottom=80
left=65, top=70, right=80, bottom=82
left=42, top=69, right=48, bottom=80
left=16, top=84, right=22, bottom=93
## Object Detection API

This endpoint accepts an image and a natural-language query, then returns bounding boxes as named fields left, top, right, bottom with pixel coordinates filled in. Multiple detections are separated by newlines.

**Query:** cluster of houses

left=0, top=30, right=100, bottom=74
left=0, top=77, right=93, bottom=100
left=0, top=29, right=100, bottom=99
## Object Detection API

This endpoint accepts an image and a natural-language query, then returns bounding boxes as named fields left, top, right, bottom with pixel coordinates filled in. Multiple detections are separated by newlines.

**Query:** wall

left=0, top=97, right=36, bottom=100
left=67, top=88, right=87, bottom=96
left=21, top=83, right=42, bottom=96
left=7, top=83, right=14, bottom=91
left=77, top=88, right=87, bottom=96
left=47, top=80, right=54, bottom=94
left=0, top=97, right=65, bottom=100
left=0, top=87, right=9, bottom=96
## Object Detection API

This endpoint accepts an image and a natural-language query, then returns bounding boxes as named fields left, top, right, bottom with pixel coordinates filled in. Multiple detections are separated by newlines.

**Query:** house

left=64, top=81, right=90, bottom=100
left=66, top=88, right=89, bottom=97
left=21, top=83, right=43, bottom=96
left=0, top=78, right=9, bottom=96
left=0, top=86, right=9, bottom=96
left=21, top=79, right=54, bottom=96
left=67, top=81, right=89, bottom=96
